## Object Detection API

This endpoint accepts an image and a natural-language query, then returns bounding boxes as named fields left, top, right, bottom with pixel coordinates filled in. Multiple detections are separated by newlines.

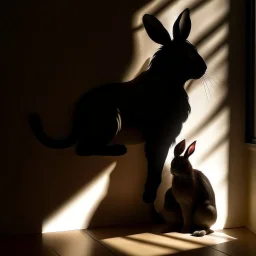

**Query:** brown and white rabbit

left=163, top=139, right=217, bottom=237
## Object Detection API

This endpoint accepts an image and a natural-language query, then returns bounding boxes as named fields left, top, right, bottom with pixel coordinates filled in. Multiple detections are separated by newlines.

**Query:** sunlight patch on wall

left=155, top=107, right=230, bottom=230
left=123, top=0, right=229, bottom=81
left=42, top=162, right=117, bottom=233
left=190, top=3, right=228, bottom=44
left=124, top=0, right=231, bottom=230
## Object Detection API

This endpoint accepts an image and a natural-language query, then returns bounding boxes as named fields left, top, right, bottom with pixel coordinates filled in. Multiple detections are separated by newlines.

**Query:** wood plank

left=43, top=230, right=114, bottom=256
left=211, top=227, right=256, bottom=256
left=87, top=225, right=235, bottom=256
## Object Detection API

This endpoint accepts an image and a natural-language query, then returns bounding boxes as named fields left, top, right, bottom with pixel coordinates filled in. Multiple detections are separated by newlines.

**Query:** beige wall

left=1, top=0, right=248, bottom=234
left=1, top=0, right=151, bottom=234
left=247, top=146, right=256, bottom=234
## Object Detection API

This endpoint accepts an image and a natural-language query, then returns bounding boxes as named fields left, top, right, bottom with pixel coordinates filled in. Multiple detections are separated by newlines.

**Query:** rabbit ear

left=184, top=141, right=196, bottom=158
left=173, top=8, right=191, bottom=41
left=174, top=139, right=186, bottom=156
left=143, top=14, right=171, bottom=45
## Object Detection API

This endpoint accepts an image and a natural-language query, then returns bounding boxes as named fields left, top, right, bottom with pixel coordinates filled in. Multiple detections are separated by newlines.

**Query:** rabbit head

left=143, top=9, right=207, bottom=82
left=170, top=139, right=196, bottom=177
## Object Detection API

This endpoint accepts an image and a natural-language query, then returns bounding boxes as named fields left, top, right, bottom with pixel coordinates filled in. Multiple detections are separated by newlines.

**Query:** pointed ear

left=143, top=14, right=171, bottom=45
left=173, top=8, right=191, bottom=41
left=184, top=141, right=196, bottom=158
left=174, top=139, right=186, bottom=157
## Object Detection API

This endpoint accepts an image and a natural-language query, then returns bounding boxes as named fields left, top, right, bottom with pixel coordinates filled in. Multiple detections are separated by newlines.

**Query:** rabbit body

left=28, top=9, right=207, bottom=204
left=172, top=169, right=217, bottom=235
left=163, top=140, right=217, bottom=236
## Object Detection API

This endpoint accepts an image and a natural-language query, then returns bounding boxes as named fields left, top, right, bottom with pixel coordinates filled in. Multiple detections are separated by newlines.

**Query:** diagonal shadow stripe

left=133, top=0, right=209, bottom=32
left=186, top=96, right=228, bottom=140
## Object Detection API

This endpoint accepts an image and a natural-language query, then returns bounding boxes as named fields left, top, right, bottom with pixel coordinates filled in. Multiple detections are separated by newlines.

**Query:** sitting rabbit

left=162, top=139, right=217, bottom=236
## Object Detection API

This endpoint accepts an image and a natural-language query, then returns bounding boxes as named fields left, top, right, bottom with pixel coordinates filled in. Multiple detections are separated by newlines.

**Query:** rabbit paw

left=192, top=230, right=206, bottom=237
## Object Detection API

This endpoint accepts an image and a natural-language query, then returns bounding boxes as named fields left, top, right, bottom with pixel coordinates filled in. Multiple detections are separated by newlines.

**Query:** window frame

left=245, top=0, right=256, bottom=144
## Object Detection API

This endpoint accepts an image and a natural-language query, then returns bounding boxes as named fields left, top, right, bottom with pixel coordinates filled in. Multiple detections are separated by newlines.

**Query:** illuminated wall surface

left=1, top=0, right=248, bottom=234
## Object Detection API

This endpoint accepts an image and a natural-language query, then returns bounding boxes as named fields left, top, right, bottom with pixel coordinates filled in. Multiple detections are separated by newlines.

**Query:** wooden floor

left=1, top=226, right=256, bottom=256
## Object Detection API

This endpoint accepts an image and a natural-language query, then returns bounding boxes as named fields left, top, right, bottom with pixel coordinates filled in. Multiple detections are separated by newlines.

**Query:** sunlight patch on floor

left=42, top=162, right=117, bottom=233
left=102, top=231, right=236, bottom=256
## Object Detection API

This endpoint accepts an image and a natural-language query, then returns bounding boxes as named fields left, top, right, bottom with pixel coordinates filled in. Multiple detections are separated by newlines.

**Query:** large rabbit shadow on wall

left=2, top=0, right=152, bottom=233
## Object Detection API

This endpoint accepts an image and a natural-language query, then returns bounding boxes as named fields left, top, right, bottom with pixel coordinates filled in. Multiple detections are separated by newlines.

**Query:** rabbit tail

left=28, top=113, right=76, bottom=149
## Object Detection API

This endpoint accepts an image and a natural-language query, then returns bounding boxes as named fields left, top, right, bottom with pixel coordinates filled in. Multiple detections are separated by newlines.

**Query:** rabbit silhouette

left=28, top=9, right=207, bottom=204
left=161, top=140, right=217, bottom=236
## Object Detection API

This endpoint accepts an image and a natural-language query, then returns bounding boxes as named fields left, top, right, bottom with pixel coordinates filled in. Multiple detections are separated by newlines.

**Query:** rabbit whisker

left=204, top=73, right=219, bottom=91
left=205, top=71, right=221, bottom=88
left=203, top=76, right=212, bottom=99
left=204, top=74, right=215, bottom=92
left=202, top=76, right=210, bottom=101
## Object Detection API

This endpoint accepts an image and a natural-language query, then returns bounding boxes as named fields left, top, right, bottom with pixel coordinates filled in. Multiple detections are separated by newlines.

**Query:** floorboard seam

left=84, top=230, right=118, bottom=256
left=210, top=246, right=232, bottom=256
left=47, top=246, right=61, bottom=256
